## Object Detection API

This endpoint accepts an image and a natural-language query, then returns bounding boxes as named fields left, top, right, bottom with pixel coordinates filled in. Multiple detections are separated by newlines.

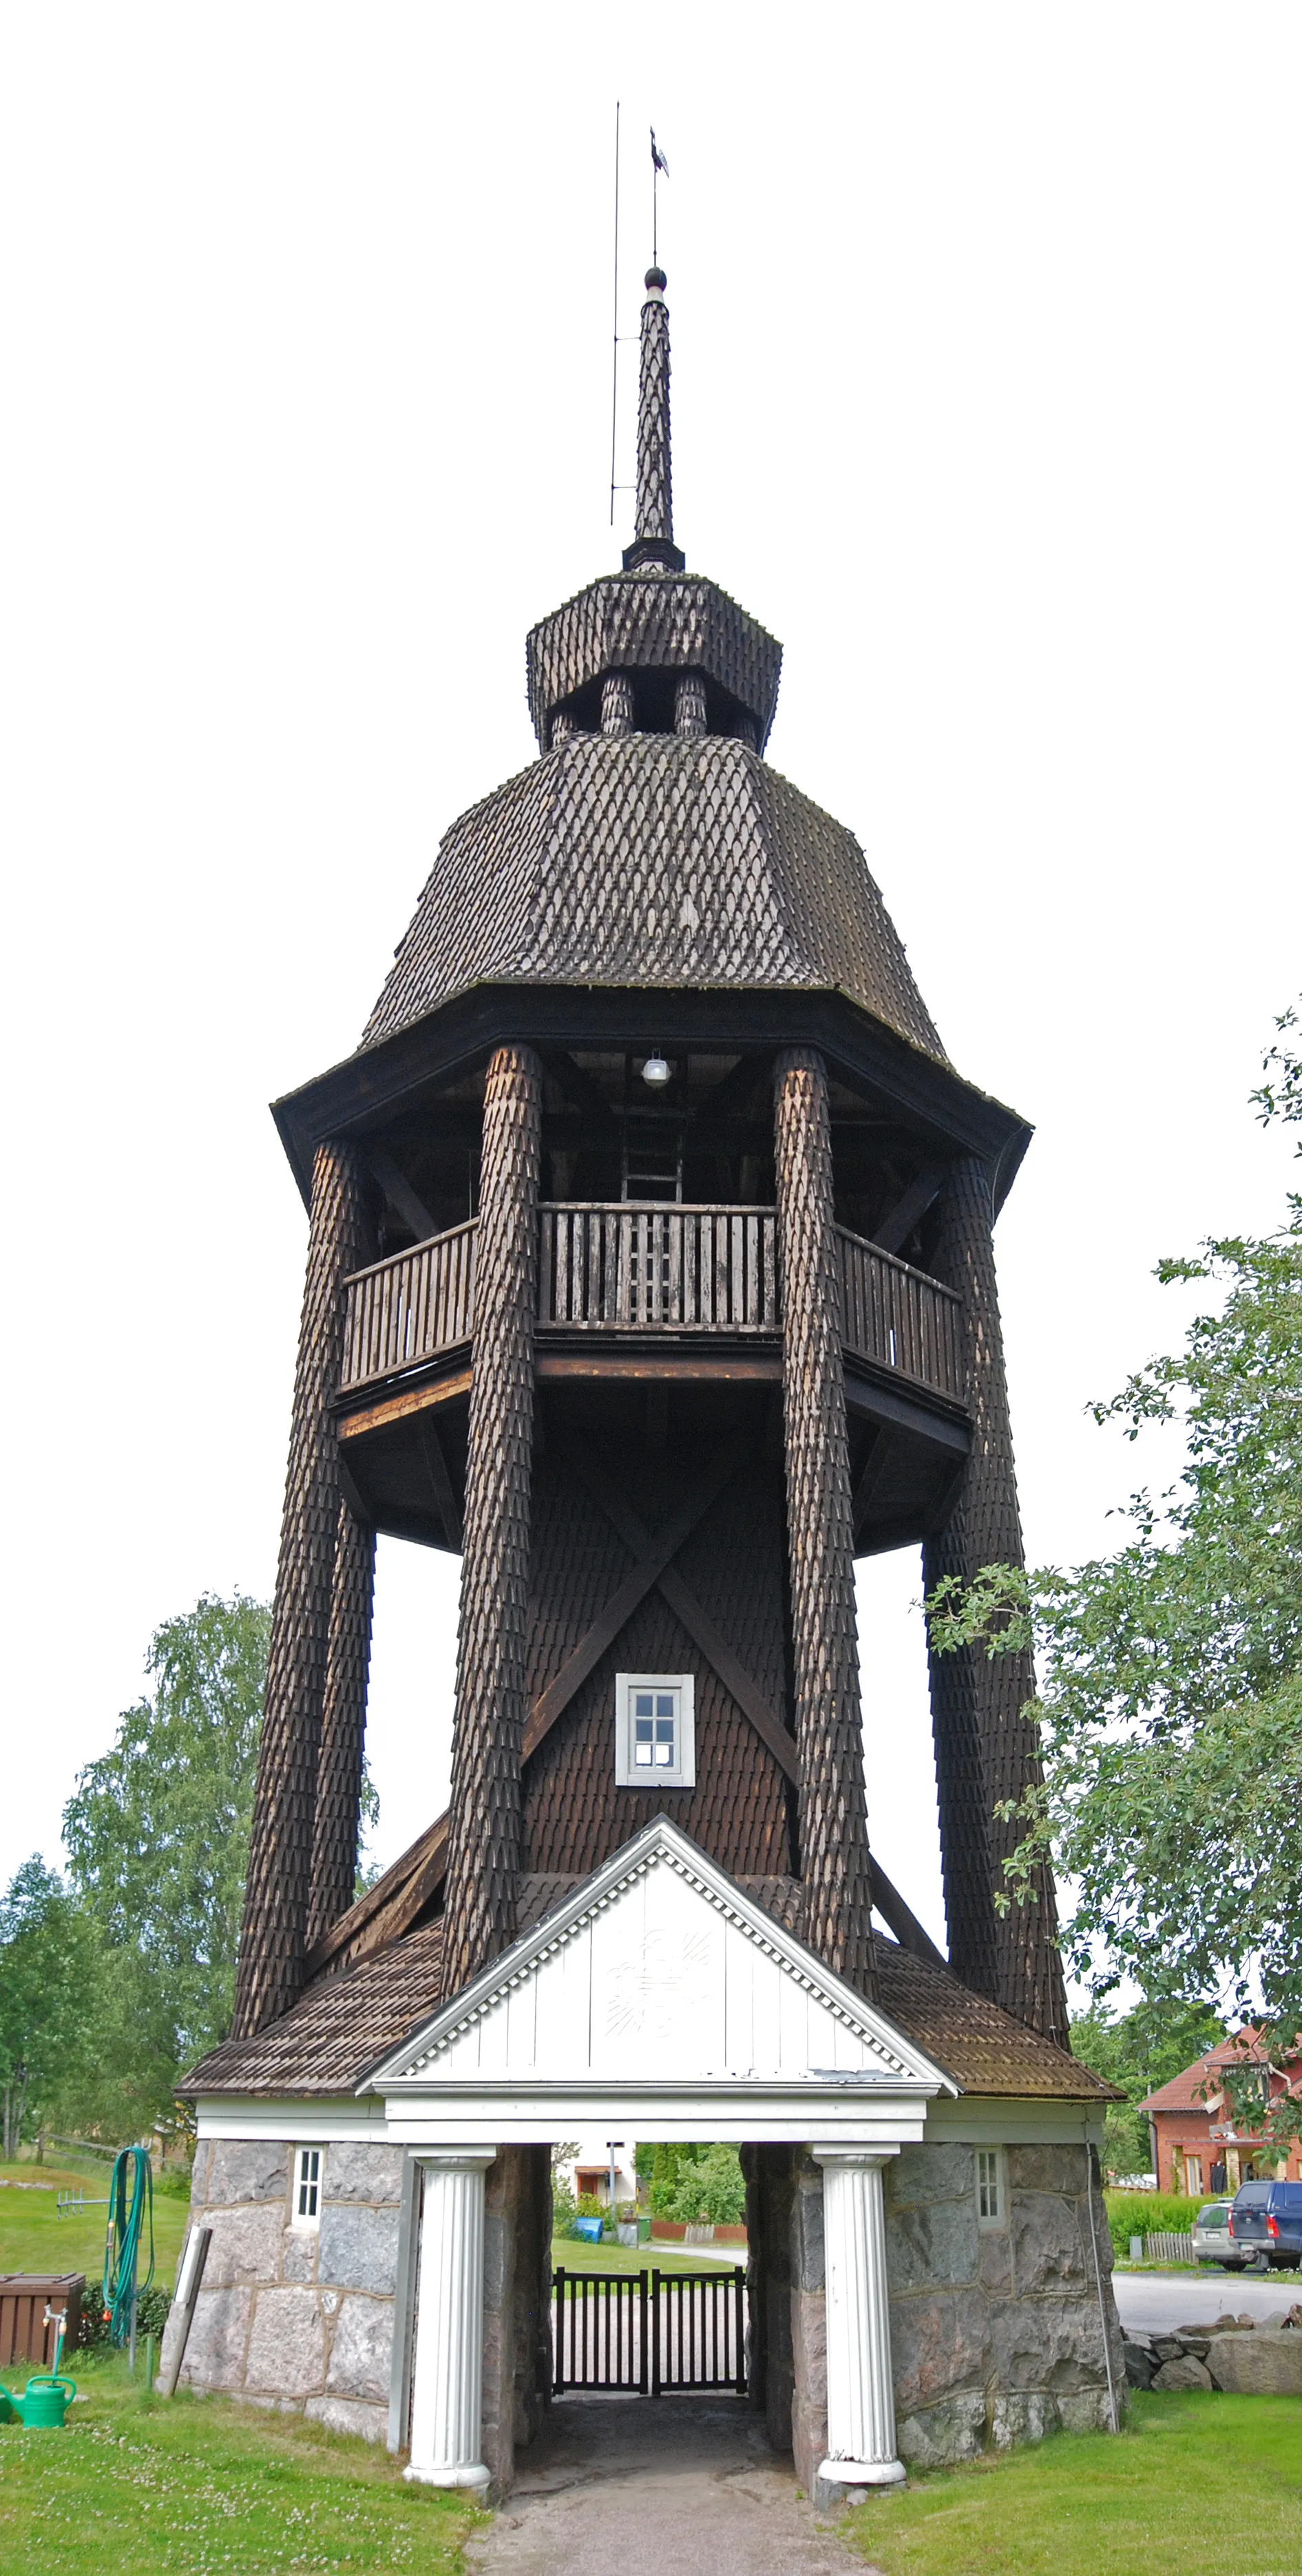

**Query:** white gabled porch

left=370, top=1816, right=952, bottom=2502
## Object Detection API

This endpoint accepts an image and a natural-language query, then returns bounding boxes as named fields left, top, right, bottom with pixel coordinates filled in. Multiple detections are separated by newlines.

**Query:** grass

left=550, top=2235, right=743, bottom=2276
left=0, top=2346, right=477, bottom=2574
left=843, top=2392, right=1302, bottom=2575
left=0, top=2161, right=189, bottom=2294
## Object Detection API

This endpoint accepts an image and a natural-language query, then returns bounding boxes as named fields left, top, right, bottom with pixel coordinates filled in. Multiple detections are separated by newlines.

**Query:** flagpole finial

left=622, top=264, right=684, bottom=574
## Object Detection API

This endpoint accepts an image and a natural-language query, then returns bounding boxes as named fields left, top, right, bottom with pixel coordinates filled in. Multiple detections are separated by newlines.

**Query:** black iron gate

left=552, top=2265, right=746, bottom=2396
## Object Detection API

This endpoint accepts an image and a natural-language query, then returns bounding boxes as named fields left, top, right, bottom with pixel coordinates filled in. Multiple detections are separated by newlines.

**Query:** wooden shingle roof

left=185, top=1878, right=1108, bottom=2106
left=360, top=735, right=947, bottom=1069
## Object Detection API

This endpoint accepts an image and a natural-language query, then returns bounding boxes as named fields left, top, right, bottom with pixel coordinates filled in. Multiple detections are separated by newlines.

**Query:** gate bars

left=552, top=2265, right=747, bottom=2396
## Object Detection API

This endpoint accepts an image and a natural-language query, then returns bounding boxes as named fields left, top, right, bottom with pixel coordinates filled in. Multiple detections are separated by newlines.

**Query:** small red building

left=1140, top=2035, right=1302, bottom=2197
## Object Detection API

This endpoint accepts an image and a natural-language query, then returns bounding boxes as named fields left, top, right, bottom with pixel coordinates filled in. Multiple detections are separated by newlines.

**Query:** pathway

left=1113, top=2268, right=1302, bottom=2335
left=468, top=2395, right=870, bottom=2576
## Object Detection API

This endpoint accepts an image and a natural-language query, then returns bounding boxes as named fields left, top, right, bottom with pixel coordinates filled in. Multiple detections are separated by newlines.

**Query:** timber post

left=439, top=1043, right=543, bottom=1996
left=233, top=1137, right=372, bottom=2038
left=773, top=1046, right=878, bottom=2000
left=923, top=1155, right=1069, bottom=2046
left=306, top=1498, right=377, bottom=1951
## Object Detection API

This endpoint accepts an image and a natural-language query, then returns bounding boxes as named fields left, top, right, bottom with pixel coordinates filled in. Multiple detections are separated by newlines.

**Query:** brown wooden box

left=0, top=2274, right=85, bottom=2368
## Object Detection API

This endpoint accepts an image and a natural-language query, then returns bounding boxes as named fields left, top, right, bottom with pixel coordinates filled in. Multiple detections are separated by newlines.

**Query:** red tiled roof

left=1139, top=2031, right=1301, bottom=2116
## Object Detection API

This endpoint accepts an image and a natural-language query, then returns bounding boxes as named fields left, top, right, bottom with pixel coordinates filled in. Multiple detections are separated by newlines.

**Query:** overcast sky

left=3, top=6, right=1299, bottom=1958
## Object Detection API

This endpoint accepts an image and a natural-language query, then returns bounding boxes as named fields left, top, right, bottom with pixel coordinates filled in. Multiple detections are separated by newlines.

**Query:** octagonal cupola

left=525, top=269, right=782, bottom=754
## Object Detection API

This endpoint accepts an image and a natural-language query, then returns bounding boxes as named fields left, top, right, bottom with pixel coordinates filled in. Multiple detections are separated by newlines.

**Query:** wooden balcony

left=338, top=1206, right=964, bottom=1410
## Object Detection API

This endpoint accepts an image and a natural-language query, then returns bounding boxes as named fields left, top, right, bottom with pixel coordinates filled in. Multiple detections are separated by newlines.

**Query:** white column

left=814, top=2148, right=905, bottom=2489
left=404, top=2150, right=494, bottom=2490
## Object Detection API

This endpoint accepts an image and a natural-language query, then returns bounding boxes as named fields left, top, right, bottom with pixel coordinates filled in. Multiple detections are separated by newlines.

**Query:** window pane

left=635, top=1693, right=654, bottom=1717
left=655, top=1695, right=675, bottom=1718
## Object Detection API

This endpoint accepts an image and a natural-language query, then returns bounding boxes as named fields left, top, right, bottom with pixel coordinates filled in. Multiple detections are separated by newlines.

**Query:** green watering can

left=0, top=2374, right=78, bottom=2428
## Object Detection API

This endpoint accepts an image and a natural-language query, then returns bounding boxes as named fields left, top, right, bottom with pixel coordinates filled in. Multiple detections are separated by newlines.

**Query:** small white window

left=293, top=2146, right=322, bottom=2228
left=976, top=2146, right=1005, bottom=2228
left=615, top=1673, right=695, bottom=1788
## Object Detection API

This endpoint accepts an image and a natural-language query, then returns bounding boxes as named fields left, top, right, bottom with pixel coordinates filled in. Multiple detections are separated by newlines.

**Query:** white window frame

left=614, top=1672, right=695, bottom=1788
left=292, top=2144, right=322, bottom=2230
left=976, top=2146, right=1006, bottom=2230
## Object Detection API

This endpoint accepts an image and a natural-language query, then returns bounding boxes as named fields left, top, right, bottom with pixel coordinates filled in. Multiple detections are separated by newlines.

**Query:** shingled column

left=306, top=1498, right=376, bottom=1951
left=233, top=1138, right=371, bottom=2038
left=773, top=1047, right=877, bottom=1999
left=923, top=1156, right=1069, bottom=2046
left=439, top=1045, right=543, bottom=1999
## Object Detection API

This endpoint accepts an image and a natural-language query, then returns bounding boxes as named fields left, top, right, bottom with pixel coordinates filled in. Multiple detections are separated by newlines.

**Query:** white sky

left=3, top=6, right=1299, bottom=1961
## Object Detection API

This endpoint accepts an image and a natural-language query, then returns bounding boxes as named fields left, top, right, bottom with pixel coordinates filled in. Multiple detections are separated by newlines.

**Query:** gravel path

left=1113, top=2268, right=1302, bottom=2334
left=468, top=2396, right=868, bottom=2576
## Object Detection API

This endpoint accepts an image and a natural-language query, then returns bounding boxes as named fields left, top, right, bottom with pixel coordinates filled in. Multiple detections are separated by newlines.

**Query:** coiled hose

left=103, top=2145, right=154, bottom=2345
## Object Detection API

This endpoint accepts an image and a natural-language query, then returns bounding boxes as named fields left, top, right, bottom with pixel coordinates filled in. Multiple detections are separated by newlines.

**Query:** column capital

left=810, top=2145, right=900, bottom=2173
left=409, top=2148, right=496, bottom=2175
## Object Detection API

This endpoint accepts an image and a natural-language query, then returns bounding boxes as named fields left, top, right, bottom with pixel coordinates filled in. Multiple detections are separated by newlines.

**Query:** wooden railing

left=339, top=1207, right=967, bottom=1410
left=341, top=1219, right=476, bottom=1392
left=538, top=1203, right=778, bottom=1332
left=835, top=1225, right=965, bottom=1404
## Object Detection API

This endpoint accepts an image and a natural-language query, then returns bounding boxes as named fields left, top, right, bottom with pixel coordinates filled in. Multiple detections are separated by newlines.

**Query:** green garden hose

left=103, top=2146, right=154, bottom=2346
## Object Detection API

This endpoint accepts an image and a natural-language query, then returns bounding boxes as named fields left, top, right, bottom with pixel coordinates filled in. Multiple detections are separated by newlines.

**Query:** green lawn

left=0, top=2162, right=189, bottom=2292
left=0, top=2347, right=476, bottom=2574
left=845, top=2392, right=1302, bottom=2575
left=551, top=2235, right=743, bottom=2276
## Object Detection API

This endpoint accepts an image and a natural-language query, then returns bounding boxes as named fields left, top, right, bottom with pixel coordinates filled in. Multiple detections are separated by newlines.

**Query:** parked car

left=1191, top=2201, right=1246, bottom=2270
left=1228, top=2181, right=1302, bottom=2271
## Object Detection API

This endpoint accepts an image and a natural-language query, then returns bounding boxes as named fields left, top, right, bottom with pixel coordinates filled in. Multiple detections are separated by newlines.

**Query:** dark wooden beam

left=521, top=1438, right=752, bottom=1760
left=337, top=1367, right=472, bottom=1442
left=368, top=1147, right=440, bottom=1245
left=872, top=1167, right=943, bottom=1257
left=565, top=1440, right=800, bottom=1790
left=536, top=1351, right=782, bottom=1385
left=542, top=1050, right=616, bottom=1123
left=304, top=1810, right=448, bottom=1977
left=868, top=1858, right=948, bottom=1971
left=420, top=1420, right=463, bottom=1550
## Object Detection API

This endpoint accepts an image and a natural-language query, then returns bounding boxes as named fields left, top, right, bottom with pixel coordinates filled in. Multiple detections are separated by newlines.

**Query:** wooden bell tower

left=231, top=266, right=1069, bottom=2055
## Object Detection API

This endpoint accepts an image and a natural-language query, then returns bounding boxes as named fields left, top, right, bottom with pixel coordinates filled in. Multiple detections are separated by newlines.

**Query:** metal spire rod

left=609, top=101, right=620, bottom=526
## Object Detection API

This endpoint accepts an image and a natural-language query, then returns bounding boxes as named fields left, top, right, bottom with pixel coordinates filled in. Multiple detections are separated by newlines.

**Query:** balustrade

left=339, top=1206, right=965, bottom=1409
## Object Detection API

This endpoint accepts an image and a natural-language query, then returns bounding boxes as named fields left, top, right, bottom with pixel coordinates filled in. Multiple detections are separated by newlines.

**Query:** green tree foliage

left=0, top=1858, right=103, bottom=2157
left=1069, top=2001, right=1222, bottom=2177
left=928, top=1007, right=1302, bottom=2139
left=646, top=2142, right=746, bottom=2224
left=63, top=1593, right=271, bottom=2102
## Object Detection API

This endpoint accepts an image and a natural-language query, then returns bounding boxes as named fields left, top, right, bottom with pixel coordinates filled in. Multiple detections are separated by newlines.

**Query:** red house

left=1140, top=2035, right=1302, bottom=2197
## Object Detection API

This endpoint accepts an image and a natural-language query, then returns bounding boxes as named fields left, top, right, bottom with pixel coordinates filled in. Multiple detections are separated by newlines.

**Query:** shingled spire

left=623, top=266, right=685, bottom=574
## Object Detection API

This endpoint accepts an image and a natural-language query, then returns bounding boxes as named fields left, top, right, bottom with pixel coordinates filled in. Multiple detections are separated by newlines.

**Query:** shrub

left=1104, top=2189, right=1204, bottom=2261
left=666, top=2145, right=746, bottom=2226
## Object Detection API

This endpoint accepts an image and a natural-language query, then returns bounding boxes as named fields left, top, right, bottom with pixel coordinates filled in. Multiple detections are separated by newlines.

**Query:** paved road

left=1113, top=2268, right=1302, bottom=2334
left=468, top=2396, right=863, bottom=2576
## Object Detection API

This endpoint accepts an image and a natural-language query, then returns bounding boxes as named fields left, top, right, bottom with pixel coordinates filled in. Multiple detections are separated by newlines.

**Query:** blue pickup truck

left=1228, top=2180, right=1302, bottom=2270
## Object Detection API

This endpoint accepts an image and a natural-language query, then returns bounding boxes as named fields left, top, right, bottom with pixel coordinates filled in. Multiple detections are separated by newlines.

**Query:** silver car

left=1191, top=2200, right=1246, bottom=2270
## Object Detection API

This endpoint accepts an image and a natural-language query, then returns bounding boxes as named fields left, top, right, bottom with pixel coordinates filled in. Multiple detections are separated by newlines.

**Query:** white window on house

left=293, top=2146, right=322, bottom=2228
left=976, top=2147, right=1006, bottom=2228
left=614, top=1673, right=695, bottom=1788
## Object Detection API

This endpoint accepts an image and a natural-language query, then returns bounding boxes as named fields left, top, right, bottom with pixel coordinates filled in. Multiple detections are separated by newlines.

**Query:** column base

left=403, top=2462, right=491, bottom=2491
left=815, top=2455, right=906, bottom=2505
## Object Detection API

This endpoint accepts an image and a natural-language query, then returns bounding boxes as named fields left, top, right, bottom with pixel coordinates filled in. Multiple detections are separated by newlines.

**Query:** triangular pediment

left=371, top=1819, right=952, bottom=2095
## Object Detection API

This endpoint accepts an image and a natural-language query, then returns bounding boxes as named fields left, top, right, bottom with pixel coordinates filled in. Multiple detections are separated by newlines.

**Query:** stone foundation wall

left=163, top=2139, right=403, bottom=2441
left=886, top=2142, right=1124, bottom=2464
